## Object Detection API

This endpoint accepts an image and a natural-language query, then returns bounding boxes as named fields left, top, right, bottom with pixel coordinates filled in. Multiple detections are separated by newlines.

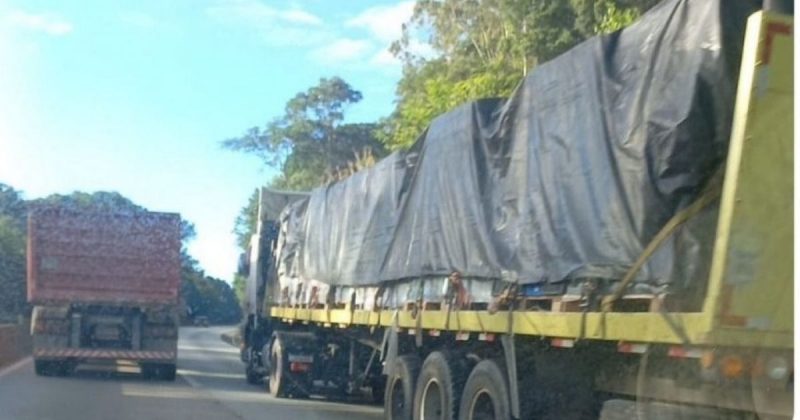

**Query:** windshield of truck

left=0, top=1, right=794, bottom=419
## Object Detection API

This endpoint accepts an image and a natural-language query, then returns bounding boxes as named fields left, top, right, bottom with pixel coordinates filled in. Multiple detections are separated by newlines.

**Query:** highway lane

left=0, top=326, right=383, bottom=420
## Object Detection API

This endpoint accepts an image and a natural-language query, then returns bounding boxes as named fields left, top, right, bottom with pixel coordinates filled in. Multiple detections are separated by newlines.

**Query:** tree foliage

left=224, top=77, right=386, bottom=191
left=0, top=184, right=27, bottom=321
left=234, top=189, right=259, bottom=252
left=380, top=0, right=658, bottom=150
left=231, top=274, right=247, bottom=308
left=180, top=253, right=242, bottom=324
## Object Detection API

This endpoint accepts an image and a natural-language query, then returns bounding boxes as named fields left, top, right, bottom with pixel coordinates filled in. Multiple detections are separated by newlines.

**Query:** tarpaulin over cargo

left=243, top=189, right=309, bottom=316
left=277, top=0, right=755, bottom=289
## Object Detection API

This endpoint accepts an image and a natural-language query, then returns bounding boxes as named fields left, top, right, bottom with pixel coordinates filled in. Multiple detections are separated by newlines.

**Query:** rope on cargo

left=445, top=272, right=467, bottom=331
left=506, top=282, right=518, bottom=337
left=414, top=279, right=423, bottom=347
left=601, top=170, right=724, bottom=313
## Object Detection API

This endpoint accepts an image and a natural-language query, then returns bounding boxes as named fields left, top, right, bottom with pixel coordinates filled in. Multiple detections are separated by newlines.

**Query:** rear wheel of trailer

left=141, top=363, right=177, bottom=381
left=34, top=359, right=73, bottom=377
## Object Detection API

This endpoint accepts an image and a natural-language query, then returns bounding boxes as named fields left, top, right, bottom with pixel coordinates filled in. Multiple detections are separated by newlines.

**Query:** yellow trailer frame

left=272, top=11, right=793, bottom=351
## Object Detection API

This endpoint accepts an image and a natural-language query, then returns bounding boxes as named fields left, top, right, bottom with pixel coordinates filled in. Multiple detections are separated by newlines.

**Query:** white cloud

left=345, top=1, right=414, bottom=43
left=343, top=1, right=435, bottom=70
left=207, top=0, right=427, bottom=70
left=370, top=48, right=399, bottom=67
left=311, top=37, right=371, bottom=64
left=206, top=0, right=327, bottom=47
left=6, top=10, right=72, bottom=36
left=281, top=9, right=322, bottom=26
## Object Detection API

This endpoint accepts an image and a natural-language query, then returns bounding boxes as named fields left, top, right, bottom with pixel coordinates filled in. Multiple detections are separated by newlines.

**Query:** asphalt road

left=0, top=326, right=383, bottom=420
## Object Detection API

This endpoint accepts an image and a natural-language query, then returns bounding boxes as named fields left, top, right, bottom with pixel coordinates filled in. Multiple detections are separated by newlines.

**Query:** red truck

left=27, top=208, right=182, bottom=380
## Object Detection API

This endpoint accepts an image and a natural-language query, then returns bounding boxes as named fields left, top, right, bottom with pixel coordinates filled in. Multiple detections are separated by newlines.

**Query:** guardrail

left=0, top=320, right=31, bottom=368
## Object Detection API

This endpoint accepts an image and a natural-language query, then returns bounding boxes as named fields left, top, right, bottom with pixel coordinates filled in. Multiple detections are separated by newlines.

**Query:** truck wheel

left=413, top=351, right=469, bottom=420
left=268, top=333, right=311, bottom=398
left=521, top=352, right=597, bottom=420
left=385, top=355, right=421, bottom=420
left=458, top=359, right=511, bottom=420
left=158, top=363, right=177, bottom=381
left=34, top=360, right=62, bottom=377
left=268, top=335, right=289, bottom=397
left=370, top=376, right=387, bottom=404
left=246, top=359, right=262, bottom=385
left=141, top=363, right=175, bottom=380
left=141, top=363, right=154, bottom=379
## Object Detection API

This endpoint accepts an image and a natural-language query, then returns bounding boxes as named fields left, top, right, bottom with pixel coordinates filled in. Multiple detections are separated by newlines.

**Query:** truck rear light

left=719, top=355, right=745, bottom=379
left=667, top=346, right=704, bottom=359
left=617, top=342, right=648, bottom=354
left=289, top=362, right=311, bottom=373
left=551, top=338, right=575, bottom=348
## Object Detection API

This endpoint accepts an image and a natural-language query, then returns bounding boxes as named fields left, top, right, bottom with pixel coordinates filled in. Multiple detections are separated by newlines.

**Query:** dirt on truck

left=28, top=207, right=182, bottom=380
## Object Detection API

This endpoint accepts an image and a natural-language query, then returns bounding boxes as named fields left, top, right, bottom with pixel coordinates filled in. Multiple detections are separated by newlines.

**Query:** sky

left=0, top=0, right=418, bottom=282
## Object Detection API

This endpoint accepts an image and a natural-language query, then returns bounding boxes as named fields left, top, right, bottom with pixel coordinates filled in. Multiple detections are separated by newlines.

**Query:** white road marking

left=178, top=368, right=243, bottom=380
left=178, top=345, right=239, bottom=354
left=180, top=369, right=203, bottom=389
left=0, top=356, right=31, bottom=378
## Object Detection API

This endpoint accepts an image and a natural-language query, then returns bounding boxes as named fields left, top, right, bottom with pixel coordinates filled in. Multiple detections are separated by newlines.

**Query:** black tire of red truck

left=142, top=363, right=177, bottom=381
left=34, top=359, right=72, bottom=377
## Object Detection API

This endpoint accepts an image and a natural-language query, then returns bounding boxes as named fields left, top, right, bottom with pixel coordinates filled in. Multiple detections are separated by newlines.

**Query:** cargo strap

left=602, top=170, right=724, bottom=312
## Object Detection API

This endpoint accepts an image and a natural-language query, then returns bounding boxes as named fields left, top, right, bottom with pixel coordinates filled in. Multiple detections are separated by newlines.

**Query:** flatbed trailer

left=240, top=7, right=793, bottom=420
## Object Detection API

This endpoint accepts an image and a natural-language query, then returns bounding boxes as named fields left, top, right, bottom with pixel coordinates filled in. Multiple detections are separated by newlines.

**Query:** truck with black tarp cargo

left=238, top=0, right=793, bottom=418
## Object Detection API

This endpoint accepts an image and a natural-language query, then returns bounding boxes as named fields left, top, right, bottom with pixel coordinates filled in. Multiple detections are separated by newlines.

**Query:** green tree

left=231, top=274, right=247, bottom=309
left=223, top=77, right=386, bottom=190
left=381, top=0, right=657, bottom=150
left=234, top=189, right=259, bottom=252
left=180, top=253, right=242, bottom=324
left=0, top=184, right=27, bottom=321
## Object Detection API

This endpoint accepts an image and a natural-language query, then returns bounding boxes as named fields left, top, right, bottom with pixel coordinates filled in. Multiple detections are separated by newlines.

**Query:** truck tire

left=268, top=334, right=288, bottom=397
left=370, top=376, right=387, bottom=404
left=34, top=360, right=68, bottom=377
left=458, top=359, right=511, bottom=420
left=141, top=363, right=156, bottom=379
left=521, top=351, right=597, bottom=420
left=413, top=351, right=469, bottom=420
left=245, top=357, right=262, bottom=385
left=158, top=363, right=177, bottom=381
left=385, top=355, right=421, bottom=420
left=142, top=363, right=176, bottom=381
left=268, top=333, right=311, bottom=399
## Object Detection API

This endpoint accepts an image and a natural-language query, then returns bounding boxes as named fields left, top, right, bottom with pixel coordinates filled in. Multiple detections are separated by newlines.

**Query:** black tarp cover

left=277, top=0, right=755, bottom=288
